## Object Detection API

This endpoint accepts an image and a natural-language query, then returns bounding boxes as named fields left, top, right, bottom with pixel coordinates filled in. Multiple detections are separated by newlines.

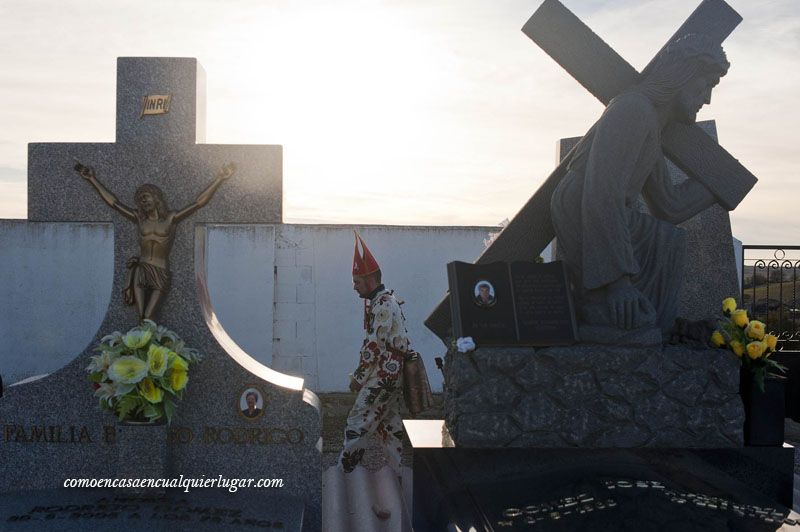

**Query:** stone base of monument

left=443, top=346, right=744, bottom=447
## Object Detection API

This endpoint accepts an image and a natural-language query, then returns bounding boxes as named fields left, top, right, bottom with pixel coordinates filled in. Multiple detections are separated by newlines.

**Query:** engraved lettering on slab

left=140, top=94, right=172, bottom=118
left=3, top=424, right=93, bottom=444
left=162, top=425, right=307, bottom=445
left=4, top=496, right=286, bottom=528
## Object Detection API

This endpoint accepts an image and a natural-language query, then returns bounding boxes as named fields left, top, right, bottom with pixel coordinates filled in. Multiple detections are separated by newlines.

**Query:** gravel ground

left=320, top=392, right=443, bottom=470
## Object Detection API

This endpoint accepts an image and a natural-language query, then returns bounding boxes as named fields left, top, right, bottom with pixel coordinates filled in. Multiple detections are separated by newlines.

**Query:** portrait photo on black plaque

left=473, top=280, right=497, bottom=308
left=447, top=260, right=577, bottom=346
left=239, top=386, right=265, bottom=420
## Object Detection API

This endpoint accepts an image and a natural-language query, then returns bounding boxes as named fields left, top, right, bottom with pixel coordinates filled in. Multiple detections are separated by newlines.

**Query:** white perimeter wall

left=0, top=221, right=113, bottom=384
left=1, top=222, right=493, bottom=391
left=267, top=225, right=494, bottom=391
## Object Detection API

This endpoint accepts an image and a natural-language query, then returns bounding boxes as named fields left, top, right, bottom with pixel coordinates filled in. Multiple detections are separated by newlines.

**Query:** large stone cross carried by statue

left=425, top=0, right=757, bottom=340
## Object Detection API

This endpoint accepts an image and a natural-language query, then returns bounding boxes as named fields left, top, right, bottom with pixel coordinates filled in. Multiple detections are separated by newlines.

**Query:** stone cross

left=425, top=0, right=756, bottom=339
left=3, top=58, right=321, bottom=530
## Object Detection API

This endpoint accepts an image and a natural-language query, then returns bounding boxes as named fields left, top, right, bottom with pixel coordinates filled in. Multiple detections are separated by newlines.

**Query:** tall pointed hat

left=352, top=231, right=380, bottom=276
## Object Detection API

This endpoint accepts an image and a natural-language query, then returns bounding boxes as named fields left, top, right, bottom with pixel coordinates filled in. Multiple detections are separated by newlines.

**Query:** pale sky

left=0, top=0, right=798, bottom=244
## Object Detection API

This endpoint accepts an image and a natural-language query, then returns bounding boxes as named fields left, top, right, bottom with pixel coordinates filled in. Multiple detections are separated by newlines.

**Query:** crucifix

left=73, top=160, right=235, bottom=322
left=28, top=58, right=283, bottom=331
left=425, top=0, right=758, bottom=343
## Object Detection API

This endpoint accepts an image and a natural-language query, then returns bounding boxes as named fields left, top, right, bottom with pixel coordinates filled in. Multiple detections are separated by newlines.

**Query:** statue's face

left=137, top=192, right=156, bottom=212
left=673, top=73, right=720, bottom=124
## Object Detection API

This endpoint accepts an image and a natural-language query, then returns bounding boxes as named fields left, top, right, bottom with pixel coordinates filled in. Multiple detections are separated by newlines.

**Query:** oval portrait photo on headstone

left=238, top=386, right=266, bottom=420
left=473, top=279, right=497, bottom=308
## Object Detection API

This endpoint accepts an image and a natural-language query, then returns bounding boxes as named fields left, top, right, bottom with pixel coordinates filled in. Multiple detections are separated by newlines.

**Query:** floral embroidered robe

left=338, top=288, right=408, bottom=475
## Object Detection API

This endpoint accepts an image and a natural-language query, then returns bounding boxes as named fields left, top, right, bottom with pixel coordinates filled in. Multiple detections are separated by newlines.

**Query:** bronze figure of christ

left=74, top=161, right=236, bottom=322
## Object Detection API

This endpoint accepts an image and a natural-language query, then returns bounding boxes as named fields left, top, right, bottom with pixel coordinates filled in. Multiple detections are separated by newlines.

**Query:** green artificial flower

left=168, top=351, right=189, bottom=371
left=123, top=329, right=153, bottom=349
left=139, top=377, right=164, bottom=403
left=169, top=369, right=188, bottom=391
left=94, top=381, right=134, bottom=401
left=107, top=356, right=149, bottom=384
left=99, top=331, right=124, bottom=347
left=86, top=350, right=113, bottom=374
left=147, top=345, right=170, bottom=377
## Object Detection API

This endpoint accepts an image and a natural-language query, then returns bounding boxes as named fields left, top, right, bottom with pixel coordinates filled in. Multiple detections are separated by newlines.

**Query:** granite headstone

left=0, top=58, right=321, bottom=531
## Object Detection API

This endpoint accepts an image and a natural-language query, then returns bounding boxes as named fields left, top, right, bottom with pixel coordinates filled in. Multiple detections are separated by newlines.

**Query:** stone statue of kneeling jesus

left=550, top=34, right=731, bottom=346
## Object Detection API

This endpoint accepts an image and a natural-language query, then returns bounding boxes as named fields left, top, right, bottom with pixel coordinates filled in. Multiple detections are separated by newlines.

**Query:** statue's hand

left=74, top=162, right=95, bottom=180
left=217, top=162, right=236, bottom=181
left=606, top=276, right=656, bottom=330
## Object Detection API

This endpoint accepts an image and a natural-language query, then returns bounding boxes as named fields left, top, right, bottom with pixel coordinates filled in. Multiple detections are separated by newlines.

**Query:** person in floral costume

left=338, top=232, right=408, bottom=517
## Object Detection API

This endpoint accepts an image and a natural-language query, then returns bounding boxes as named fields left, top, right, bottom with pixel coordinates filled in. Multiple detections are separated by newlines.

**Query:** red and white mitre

left=352, top=231, right=380, bottom=277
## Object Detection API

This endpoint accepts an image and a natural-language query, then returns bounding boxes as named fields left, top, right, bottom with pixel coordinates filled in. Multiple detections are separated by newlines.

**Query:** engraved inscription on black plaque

left=447, top=260, right=577, bottom=346
left=511, top=262, right=576, bottom=344
left=412, top=448, right=795, bottom=532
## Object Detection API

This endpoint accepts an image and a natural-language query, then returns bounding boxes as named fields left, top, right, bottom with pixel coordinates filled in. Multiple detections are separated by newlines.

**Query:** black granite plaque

left=447, top=261, right=516, bottom=344
left=447, top=261, right=577, bottom=346
left=413, top=448, right=795, bottom=531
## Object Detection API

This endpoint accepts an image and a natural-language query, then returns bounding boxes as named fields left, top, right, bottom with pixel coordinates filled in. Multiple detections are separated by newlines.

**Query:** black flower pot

left=741, top=371, right=786, bottom=446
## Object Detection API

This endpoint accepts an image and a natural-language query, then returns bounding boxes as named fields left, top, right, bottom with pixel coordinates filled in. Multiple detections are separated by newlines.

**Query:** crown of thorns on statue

left=134, top=183, right=168, bottom=212
left=667, top=34, right=729, bottom=73
left=638, top=34, right=729, bottom=105
left=647, top=33, right=730, bottom=77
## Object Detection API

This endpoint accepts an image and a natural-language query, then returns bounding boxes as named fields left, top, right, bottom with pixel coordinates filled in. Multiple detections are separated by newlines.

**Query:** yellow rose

left=168, top=352, right=189, bottom=371
left=139, top=377, right=164, bottom=403
left=169, top=369, right=188, bottom=391
left=746, top=341, right=764, bottom=360
left=731, top=309, right=748, bottom=328
left=722, top=298, right=737, bottom=316
left=147, top=345, right=169, bottom=377
left=746, top=320, right=766, bottom=340
left=710, top=330, right=725, bottom=347
left=765, top=334, right=778, bottom=351
left=730, top=341, right=744, bottom=357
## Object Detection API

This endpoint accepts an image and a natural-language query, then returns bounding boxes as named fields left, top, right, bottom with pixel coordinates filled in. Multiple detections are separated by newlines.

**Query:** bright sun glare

left=210, top=4, right=448, bottom=223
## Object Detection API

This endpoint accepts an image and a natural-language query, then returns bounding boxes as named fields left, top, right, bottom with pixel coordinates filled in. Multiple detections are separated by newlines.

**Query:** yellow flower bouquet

left=712, top=297, right=786, bottom=392
left=86, top=320, right=201, bottom=424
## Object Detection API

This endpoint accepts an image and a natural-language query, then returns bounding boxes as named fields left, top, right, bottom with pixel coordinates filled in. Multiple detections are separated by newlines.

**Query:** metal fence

left=740, top=246, right=800, bottom=351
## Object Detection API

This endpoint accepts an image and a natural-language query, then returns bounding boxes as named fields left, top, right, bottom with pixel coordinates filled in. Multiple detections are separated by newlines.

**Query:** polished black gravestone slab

left=413, top=448, right=795, bottom=531
left=0, top=489, right=303, bottom=531
left=447, top=261, right=577, bottom=346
